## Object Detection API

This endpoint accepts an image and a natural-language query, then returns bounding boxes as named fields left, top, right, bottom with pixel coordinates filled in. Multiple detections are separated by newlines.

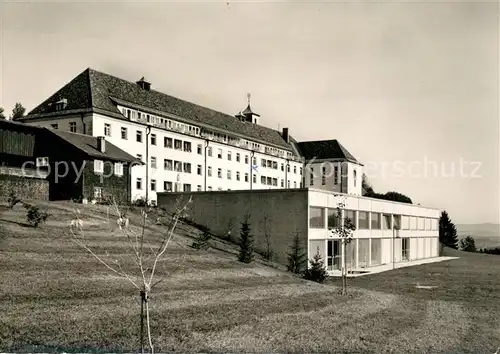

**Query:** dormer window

left=54, top=98, right=67, bottom=111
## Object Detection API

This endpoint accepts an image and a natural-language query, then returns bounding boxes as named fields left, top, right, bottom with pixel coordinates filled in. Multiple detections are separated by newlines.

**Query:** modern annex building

left=20, top=68, right=363, bottom=203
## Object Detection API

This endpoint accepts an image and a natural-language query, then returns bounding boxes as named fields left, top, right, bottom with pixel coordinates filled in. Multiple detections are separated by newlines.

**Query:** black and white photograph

left=0, top=0, right=498, bottom=352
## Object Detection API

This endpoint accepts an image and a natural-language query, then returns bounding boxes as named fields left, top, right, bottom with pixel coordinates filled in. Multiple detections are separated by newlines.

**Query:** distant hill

left=456, top=223, right=500, bottom=249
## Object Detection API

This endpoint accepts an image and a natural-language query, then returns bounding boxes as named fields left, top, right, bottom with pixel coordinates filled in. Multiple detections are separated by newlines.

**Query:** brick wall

left=0, top=174, right=49, bottom=201
left=157, top=189, right=309, bottom=266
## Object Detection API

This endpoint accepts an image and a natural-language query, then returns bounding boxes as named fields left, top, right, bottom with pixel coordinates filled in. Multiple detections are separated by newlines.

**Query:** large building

left=20, top=68, right=361, bottom=203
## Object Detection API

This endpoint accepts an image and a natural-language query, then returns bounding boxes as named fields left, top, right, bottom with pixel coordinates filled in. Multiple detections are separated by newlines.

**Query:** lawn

left=1, top=200, right=499, bottom=353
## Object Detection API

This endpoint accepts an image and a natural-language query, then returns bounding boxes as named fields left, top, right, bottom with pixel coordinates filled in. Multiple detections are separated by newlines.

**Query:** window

left=293, top=181, right=297, bottom=188
left=197, top=185, right=202, bottom=191
left=114, top=163, right=123, bottom=176
left=300, top=167, right=303, bottom=175
left=245, top=173, right=249, bottom=182
left=280, top=179, right=284, bottom=187
left=183, top=184, right=191, bottom=192
left=150, top=157, right=157, bottom=169
left=267, top=177, right=272, bottom=185
left=344, top=210, right=356, bottom=228
left=104, top=123, right=111, bottom=136
left=402, top=238, right=410, bottom=261
left=151, top=179, right=156, bottom=191
left=174, top=161, right=182, bottom=172
left=267, top=160, right=272, bottom=168
left=358, top=211, right=369, bottom=229
left=322, top=166, right=326, bottom=185
left=121, top=127, right=128, bottom=140
left=217, top=168, right=222, bottom=178
left=281, top=163, right=284, bottom=171
left=151, top=134, right=156, bottom=145
left=236, top=171, right=240, bottom=181
left=310, top=167, right=314, bottom=186
left=69, top=122, right=77, bottom=133
left=309, top=207, right=325, bottom=228
left=272, top=161, right=277, bottom=170
left=418, top=217, right=425, bottom=230
left=197, top=144, right=202, bottom=154
left=236, top=153, right=240, bottom=162
left=94, top=160, right=104, bottom=174
left=174, top=139, right=182, bottom=150
left=197, top=165, right=202, bottom=175
left=208, top=147, right=213, bottom=157
left=287, top=180, right=290, bottom=188
left=425, top=218, right=431, bottom=230
left=253, top=174, right=257, bottom=183
left=287, top=165, right=290, bottom=173
left=183, top=163, right=191, bottom=173
left=208, top=166, right=212, bottom=177
left=383, top=214, right=392, bottom=229
left=227, top=170, right=232, bottom=180
left=371, top=212, right=381, bottom=229
left=94, top=187, right=103, bottom=200
left=36, top=157, right=49, bottom=167
left=164, top=159, right=172, bottom=170
left=273, top=178, right=278, bottom=186
left=261, top=159, right=266, bottom=167
left=252, top=157, right=257, bottom=166
left=51, top=123, right=58, bottom=129
left=393, top=215, right=401, bottom=230
left=327, top=208, right=340, bottom=229
left=245, top=155, right=249, bottom=164
left=207, top=186, right=212, bottom=191
left=227, top=151, right=232, bottom=161
left=137, top=154, right=143, bottom=162
left=402, top=216, right=410, bottom=230
left=217, top=148, right=222, bottom=159
left=136, top=130, right=142, bottom=142
left=183, top=141, right=191, bottom=152
left=410, top=216, right=417, bottom=230
left=334, top=166, right=339, bottom=184
left=294, top=166, right=297, bottom=174
left=164, top=181, right=172, bottom=192
left=261, top=176, right=266, bottom=184
left=136, top=178, right=142, bottom=190
left=164, top=137, right=172, bottom=148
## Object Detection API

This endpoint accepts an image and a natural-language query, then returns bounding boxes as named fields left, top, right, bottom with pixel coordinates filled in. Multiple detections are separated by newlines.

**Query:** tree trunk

left=342, top=241, right=347, bottom=296
left=140, top=290, right=145, bottom=354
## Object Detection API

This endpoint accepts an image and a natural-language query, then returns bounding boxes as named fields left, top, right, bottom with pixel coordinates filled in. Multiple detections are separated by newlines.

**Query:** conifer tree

left=439, top=211, right=459, bottom=249
left=303, top=248, right=327, bottom=283
left=287, top=231, right=307, bottom=274
left=238, top=215, right=254, bottom=263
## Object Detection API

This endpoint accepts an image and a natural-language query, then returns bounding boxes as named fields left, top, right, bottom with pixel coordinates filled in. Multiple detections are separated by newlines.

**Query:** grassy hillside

left=1, top=200, right=500, bottom=353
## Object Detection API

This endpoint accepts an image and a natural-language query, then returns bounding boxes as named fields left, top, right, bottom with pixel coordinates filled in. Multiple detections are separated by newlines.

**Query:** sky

left=0, top=0, right=498, bottom=225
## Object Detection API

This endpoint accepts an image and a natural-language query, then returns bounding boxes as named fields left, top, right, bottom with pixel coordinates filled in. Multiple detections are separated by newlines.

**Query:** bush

left=7, top=190, right=21, bottom=209
left=132, top=197, right=147, bottom=207
left=459, top=235, right=477, bottom=252
left=191, top=230, right=212, bottom=250
left=303, top=248, right=327, bottom=283
left=24, top=203, right=50, bottom=228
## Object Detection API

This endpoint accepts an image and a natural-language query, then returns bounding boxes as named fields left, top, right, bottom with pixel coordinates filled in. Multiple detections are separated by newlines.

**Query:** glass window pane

left=358, top=239, right=369, bottom=268
left=371, top=213, right=381, bottom=229
left=327, top=208, right=340, bottom=229
left=358, top=211, right=369, bottom=229
left=344, top=210, right=356, bottom=228
left=402, top=216, right=410, bottom=230
left=383, top=214, right=392, bottom=229
left=309, top=207, right=325, bottom=228
left=371, top=239, right=382, bottom=266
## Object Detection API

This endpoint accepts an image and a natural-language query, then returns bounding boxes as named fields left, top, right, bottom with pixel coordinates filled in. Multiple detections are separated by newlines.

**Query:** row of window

left=309, top=207, right=438, bottom=231
left=93, top=160, right=124, bottom=176
left=309, top=167, right=357, bottom=187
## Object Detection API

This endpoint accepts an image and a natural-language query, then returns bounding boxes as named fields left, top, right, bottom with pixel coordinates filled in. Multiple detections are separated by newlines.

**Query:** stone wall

left=0, top=174, right=49, bottom=201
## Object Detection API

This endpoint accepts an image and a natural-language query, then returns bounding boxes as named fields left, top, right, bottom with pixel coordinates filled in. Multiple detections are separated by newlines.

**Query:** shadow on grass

left=0, top=218, right=31, bottom=228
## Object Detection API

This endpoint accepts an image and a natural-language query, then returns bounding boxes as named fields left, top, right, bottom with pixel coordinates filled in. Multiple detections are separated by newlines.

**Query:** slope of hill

left=1, top=199, right=500, bottom=353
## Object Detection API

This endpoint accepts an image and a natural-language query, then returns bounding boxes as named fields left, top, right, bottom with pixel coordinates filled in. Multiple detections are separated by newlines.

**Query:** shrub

left=7, top=190, right=21, bottom=209
left=24, top=203, right=50, bottom=228
left=287, top=232, right=307, bottom=274
left=238, top=216, right=254, bottom=264
left=191, top=230, right=212, bottom=250
left=133, top=197, right=147, bottom=207
left=303, top=248, right=327, bottom=283
left=459, top=235, right=477, bottom=252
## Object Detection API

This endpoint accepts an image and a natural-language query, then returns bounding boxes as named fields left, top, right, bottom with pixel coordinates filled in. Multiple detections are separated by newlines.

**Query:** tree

left=303, top=248, right=327, bottom=283
left=11, top=102, right=26, bottom=120
left=287, top=231, right=307, bottom=274
left=330, top=197, right=356, bottom=295
left=439, top=211, right=459, bottom=249
left=379, top=191, right=412, bottom=204
left=191, top=229, right=212, bottom=250
left=459, top=236, right=477, bottom=252
left=238, top=215, right=254, bottom=263
left=0, top=107, right=5, bottom=120
left=262, top=214, right=273, bottom=261
left=362, top=173, right=375, bottom=196
left=70, top=195, right=192, bottom=354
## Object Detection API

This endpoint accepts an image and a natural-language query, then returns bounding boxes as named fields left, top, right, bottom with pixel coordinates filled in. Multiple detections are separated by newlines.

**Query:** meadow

left=1, top=200, right=499, bottom=353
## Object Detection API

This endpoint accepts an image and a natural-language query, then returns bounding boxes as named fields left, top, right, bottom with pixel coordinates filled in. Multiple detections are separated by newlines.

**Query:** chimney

left=97, top=136, right=106, bottom=153
left=282, top=128, right=289, bottom=143
left=136, top=77, right=151, bottom=91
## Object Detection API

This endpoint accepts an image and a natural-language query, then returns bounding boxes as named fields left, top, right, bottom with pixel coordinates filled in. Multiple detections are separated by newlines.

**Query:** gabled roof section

left=297, top=139, right=361, bottom=164
left=48, top=129, right=141, bottom=163
left=25, top=68, right=295, bottom=151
